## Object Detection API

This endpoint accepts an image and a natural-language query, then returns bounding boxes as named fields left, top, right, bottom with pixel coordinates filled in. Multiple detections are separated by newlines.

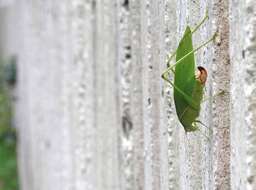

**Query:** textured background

left=1, top=0, right=256, bottom=189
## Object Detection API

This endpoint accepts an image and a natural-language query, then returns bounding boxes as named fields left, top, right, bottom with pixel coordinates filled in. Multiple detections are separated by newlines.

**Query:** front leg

left=161, top=70, right=198, bottom=110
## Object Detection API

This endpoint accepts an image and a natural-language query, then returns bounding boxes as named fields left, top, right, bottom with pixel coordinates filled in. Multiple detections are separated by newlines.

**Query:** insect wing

left=174, top=26, right=196, bottom=120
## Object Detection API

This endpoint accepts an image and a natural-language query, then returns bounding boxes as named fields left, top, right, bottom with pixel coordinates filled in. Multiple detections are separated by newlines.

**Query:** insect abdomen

left=180, top=80, right=205, bottom=132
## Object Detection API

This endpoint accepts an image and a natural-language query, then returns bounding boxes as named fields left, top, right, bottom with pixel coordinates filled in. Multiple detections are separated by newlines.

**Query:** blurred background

left=0, top=1, right=18, bottom=190
left=0, top=0, right=256, bottom=190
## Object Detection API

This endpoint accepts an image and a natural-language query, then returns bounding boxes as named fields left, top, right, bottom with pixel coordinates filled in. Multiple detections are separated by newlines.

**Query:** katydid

left=161, top=11, right=216, bottom=133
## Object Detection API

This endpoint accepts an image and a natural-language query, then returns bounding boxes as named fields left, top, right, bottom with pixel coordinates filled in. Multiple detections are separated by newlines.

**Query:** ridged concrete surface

left=1, top=0, right=255, bottom=189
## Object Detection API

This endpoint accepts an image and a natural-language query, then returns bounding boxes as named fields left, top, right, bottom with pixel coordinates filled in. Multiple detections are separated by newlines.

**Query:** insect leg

left=166, top=10, right=209, bottom=65
left=201, top=90, right=225, bottom=103
left=194, top=120, right=213, bottom=135
left=162, top=33, right=216, bottom=78
left=166, top=51, right=177, bottom=67
left=197, top=127, right=211, bottom=141
left=165, top=9, right=212, bottom=70
left=191, top=9, right=209, bottom=34
left=161, top=72, right=199, bottom=110
left=192, top=122, right=211, bottom=141
left=162, top=33, right=216, bottom=110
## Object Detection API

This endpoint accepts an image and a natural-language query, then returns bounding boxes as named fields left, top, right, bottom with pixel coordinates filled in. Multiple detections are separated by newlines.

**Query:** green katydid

left=162, top=11, right=216, bottom=133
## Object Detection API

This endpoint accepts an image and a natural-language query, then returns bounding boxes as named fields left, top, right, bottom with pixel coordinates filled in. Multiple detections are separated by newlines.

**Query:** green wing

left=174, top=26, right=198, bottom=121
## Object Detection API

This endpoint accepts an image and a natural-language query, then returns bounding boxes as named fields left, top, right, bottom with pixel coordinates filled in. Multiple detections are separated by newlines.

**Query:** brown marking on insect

left=195, top=66, right=207, bottom=85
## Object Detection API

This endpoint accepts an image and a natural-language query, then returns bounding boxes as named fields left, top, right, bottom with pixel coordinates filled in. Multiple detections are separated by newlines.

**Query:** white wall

left=7, top=0, right=256, bottom=189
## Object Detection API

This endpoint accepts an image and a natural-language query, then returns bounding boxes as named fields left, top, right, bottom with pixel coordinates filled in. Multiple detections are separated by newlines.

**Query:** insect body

left=162, top=12, right=215, bottom=132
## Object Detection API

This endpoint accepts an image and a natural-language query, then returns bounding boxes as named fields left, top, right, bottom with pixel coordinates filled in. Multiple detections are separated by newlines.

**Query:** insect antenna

left=197, top=127, right=211, bottom=142
left=195, top=120, right=213, bottom=135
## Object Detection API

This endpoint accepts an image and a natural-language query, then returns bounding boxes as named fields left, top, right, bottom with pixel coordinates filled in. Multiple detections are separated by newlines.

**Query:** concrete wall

left=6, top=0, right=256, bottom=189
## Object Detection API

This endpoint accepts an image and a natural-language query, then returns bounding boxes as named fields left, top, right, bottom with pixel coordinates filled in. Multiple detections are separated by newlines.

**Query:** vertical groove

left=244, top=1, right=256, bottom=189
left=141, top=0, right=162, bottom=189
left=95, top=0, right=119, bottom=189
left=16, top=1, right=35, bottom=190
left=212, top=0, right=231, bottom=189
left=141, top=0, right=153, bottom=188
left=129, top=0, right=145, bottom=190
left=229, top=0, right=246, bottom=189
left=162, top=1, right=179, bottom=189
left=116, top=0, right=134, bottom=189
left=70, top=0, right=96, bottom=189
left=159, top=0, right=175, bottom=189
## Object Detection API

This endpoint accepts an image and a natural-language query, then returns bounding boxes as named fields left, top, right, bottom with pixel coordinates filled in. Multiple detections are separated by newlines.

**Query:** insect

left=161, top=11, right=216, bottom=133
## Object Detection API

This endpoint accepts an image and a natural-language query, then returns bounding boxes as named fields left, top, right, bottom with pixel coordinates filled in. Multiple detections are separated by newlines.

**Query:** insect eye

left=196, top=66, right=207, bottom=84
